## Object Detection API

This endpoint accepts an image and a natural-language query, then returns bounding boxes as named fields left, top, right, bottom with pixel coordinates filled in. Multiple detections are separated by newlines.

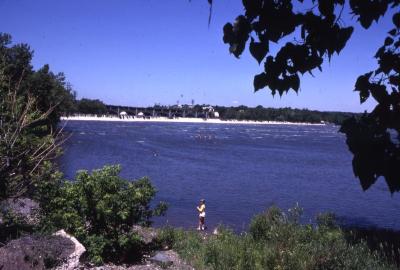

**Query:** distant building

left=119, top=111, right=128, bottom=119
left=201, top=106, right=219, bottom=118
left=202, top=105, right=214, bottom=112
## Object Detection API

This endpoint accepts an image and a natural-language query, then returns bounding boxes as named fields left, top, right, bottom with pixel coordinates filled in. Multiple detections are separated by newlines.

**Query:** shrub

left=156, top=226, right=179, bottom=249
left=316, top=212, right=337, bottom=229
left=249, top=205, right=285, bottom=241
left=42, top=165, right=167, bottom=265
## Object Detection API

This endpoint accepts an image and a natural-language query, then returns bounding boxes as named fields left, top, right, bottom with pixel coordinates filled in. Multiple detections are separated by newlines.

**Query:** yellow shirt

left=197, top=204, right=205, bottom=213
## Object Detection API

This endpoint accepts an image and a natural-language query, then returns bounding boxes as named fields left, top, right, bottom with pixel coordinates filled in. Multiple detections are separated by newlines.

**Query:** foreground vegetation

left=39, top=165, right=167, bottom=265
left=157, top=206, right=397, bottom=270
left=0, top=34, right=167, bottom=266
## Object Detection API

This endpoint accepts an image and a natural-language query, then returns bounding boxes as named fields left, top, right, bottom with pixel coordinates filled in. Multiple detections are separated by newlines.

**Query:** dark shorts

left=200, top=216, right=205, bottom=223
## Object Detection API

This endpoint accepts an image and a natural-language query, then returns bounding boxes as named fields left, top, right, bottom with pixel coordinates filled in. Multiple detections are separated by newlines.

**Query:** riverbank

left=61, top=115, right=326, bottom=126
left=2, top=197, right=399, bottom=269
left=157, top=207, right=400, bottom=270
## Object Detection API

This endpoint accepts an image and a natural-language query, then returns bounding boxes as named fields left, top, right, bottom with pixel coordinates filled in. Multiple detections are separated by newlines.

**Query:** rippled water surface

left=59, top=121, right=400, bottom=231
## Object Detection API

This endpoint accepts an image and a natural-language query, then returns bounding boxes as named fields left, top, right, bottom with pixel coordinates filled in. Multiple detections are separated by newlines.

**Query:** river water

left=59, top=121, right=400, bottom=231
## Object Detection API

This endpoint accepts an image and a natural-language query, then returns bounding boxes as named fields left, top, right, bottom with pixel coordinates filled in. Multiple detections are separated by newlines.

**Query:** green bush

left=249, top=205, right=285, bottom=241
left=316, top=212, right=338, bottom=229
left=156, top=226, right=179, bottom=249
left=42, top=165, right=167, bottom=265
left=160, top=205, right=396, bottom=270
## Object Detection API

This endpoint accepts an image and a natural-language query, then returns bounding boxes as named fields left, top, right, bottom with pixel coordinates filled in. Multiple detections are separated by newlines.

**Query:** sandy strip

left=61, top=116, right=325, bottom=126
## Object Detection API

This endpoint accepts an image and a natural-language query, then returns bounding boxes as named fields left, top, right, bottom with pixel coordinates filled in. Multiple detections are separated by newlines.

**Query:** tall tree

left=0, top=33, right=74, bottom=198
left=222, top=0, right=400, bottom=192
left=0, top=33, right=76, bottom=129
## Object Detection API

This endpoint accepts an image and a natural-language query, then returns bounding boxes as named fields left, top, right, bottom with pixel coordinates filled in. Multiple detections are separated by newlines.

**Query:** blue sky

left=0, top=0, right=396, bottom=112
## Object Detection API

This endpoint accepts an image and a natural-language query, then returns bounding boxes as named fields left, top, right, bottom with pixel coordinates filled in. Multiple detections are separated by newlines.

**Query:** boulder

left=147, top=250, right=193, bottom=270
left=0, top=234, right=75, bottom=270
left=0, top=229, right=86, bottom=270
left=54, top=229, right=86, bottom=270
left=0, top=198, right=40, bottom=226
left=148, top=251, right=174, bottom=268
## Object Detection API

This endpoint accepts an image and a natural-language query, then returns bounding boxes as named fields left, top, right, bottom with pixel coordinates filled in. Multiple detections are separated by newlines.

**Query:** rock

left=88, top=263, right=162, bottom=269
left=0, top=234, right=75, bottom=270
left=76, top=250, right=194, bottom=270
left=131, top=225, right=158, bottom=245
left=148, top=250, right=194, bottom=270
left=148, top=251, right=174, bottom=268
left=0, top=198, right=40, bottom=226
left=54, top=229, right=86, bottom=270
left=213, top=227, right=219, bottom=235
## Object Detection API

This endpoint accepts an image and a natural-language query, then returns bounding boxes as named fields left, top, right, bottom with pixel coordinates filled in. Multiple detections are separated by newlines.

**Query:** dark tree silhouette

left=76, top=98, right=108, bottom=115
left=221, top=1, right=400, bottom=192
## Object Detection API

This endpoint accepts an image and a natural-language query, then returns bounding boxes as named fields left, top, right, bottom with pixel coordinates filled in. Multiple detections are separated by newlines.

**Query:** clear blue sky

left=0, top=0, right=396, bottom=112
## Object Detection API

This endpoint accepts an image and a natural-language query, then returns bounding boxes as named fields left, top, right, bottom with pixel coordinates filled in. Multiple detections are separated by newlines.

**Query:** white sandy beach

left=61, top=115, right=325, bottom=126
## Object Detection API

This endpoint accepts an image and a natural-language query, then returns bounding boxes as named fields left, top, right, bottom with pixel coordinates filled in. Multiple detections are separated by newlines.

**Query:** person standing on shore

left=197, top=199, right=206, bottom=230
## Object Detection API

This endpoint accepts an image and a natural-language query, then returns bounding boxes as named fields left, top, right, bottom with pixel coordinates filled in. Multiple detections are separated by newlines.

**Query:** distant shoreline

left=60, top=115, right=326, bottom=126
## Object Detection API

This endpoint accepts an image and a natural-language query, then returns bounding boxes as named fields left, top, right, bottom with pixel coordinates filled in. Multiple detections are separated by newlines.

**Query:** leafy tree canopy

left=222, top=0, right=400, bottom=192
left=0, top=33, right=75, bottom=199
left=76, top=98, right=108, bottom=115
left=0, top=33, right=76, bottom=129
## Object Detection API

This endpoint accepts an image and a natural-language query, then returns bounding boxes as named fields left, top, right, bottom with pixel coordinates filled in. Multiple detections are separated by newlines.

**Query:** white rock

left=54, top=229, right=86, bottom=270
left=213, top=227, right=219, bottom=235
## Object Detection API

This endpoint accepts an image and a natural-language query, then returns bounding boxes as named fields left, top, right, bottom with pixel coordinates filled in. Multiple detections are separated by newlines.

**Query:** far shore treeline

left=68, top=98, right=360, bottom=125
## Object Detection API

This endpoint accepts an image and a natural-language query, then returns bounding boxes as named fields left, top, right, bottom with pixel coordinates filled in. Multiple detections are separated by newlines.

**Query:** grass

left=156, top=205, right=397, bottom=270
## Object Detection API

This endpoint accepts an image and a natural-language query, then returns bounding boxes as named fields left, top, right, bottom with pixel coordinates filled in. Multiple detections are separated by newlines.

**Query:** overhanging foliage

left=222, top=0, right=400, bottom=192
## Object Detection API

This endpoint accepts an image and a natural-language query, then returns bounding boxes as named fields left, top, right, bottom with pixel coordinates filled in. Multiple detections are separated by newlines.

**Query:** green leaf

left=336, top=27, right=354, bottom=54
left=222, top=23, right=234, bottom=44
left=370, top=83, right=389, bottom=104
left=290, top=74, right=300, bottom=92
left=389, top=75, right=400, bottom=86
left=374, top=46, right=385, bottom=58
left=393, top=12, right=400, bottom=28
left=388, top=28, right=397, bottom=36
left=384, top=37, right=394, bottom=46
left=249, top=37, right=269, bottom=64
left=354, top=72, right=372, bottom=103
left=318, top=0, right=334, bottom=18
left=253, top=72, right=267, bottom=92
